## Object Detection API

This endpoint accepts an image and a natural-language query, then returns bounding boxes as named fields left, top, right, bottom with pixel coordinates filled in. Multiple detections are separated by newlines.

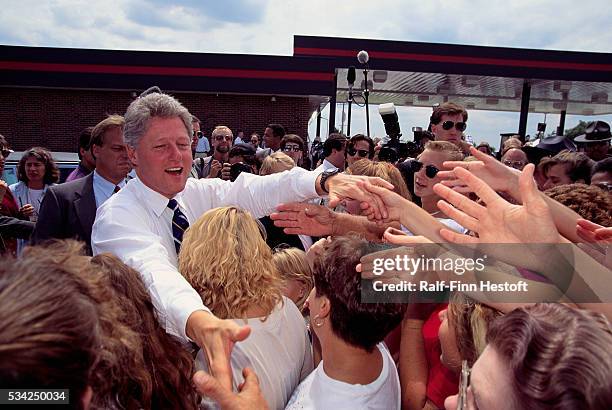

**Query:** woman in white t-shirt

left=179, top=206, right=313, bottom=410
left=286, top=235, right=406, bottom=410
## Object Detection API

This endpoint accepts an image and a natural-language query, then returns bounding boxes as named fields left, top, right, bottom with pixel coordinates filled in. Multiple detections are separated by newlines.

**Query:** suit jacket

left=0, top=215, right=35, bottom=254
left=32, top=173, right=97, bottom=255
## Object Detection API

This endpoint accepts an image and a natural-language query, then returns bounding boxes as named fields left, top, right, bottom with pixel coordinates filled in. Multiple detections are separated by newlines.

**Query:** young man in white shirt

left=91, top=90, right=393, bottom=392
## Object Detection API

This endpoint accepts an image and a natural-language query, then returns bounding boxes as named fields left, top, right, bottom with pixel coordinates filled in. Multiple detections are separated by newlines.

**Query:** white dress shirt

left=313, top=158, right=339, bottom=174
left=92, top=170, right=126, bottom=208
left=91, top=167, right=319, bottom=340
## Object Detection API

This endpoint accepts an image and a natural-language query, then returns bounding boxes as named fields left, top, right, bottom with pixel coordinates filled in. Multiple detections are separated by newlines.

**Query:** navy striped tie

left=168, top=199, right=189, bottom=255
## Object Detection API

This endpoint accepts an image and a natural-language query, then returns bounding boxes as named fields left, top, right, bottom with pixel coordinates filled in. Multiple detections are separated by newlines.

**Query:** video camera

left=377, top=103, right=420, bottom=162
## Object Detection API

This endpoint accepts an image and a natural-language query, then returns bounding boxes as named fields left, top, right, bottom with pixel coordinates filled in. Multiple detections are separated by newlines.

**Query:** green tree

left=564, top=121, right=589, bottom=139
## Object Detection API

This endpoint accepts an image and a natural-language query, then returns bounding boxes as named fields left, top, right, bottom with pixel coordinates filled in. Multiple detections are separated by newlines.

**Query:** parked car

left=1, top=151, right=80, bottom=185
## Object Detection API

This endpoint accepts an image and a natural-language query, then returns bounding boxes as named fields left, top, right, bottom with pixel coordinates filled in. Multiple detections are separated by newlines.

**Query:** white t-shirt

left=197, top=297, right=313, bottom=410
left=285, top=343, right=400, bottom=410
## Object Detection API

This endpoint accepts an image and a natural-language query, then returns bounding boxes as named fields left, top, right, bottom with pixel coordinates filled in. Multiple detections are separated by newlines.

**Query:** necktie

left=168, top=199, right=189, bottom=255
left=113, top=185, right=121, bottom=194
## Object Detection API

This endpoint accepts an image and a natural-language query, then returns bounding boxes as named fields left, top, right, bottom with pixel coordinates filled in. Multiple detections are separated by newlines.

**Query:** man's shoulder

left=48, top=174, right=92, bottom=197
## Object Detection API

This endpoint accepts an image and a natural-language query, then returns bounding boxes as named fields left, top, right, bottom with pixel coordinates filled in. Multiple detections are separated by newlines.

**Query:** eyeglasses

left=594, top=182, right=611, bottom=191
left=250, top=139, right=258, bottom=144
left=502, top=160, right=526, bottom=169
left=214, top=135, right=233, bottom=141
left=283, top=145, right=301, bottom=152
left=193, top=131, right=203, bottom=138
left=410, top=160, right=440, bottom=178
left=1, top=148, right=12, bottom=158
left=441, top=121, right=467, bottom=132
left=347, top=148, right=369, bottom=158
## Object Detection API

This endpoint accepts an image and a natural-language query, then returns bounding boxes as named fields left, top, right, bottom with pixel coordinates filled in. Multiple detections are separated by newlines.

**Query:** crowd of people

left=0, top=94, right=611, bottom=409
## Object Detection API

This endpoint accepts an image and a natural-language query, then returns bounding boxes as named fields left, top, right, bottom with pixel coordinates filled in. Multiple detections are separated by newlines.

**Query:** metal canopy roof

left=335, top=69, right=612, bottom=115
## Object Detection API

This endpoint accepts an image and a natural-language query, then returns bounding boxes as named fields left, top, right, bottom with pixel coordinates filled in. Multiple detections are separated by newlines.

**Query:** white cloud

left=2, top=0, right=611, bottom=143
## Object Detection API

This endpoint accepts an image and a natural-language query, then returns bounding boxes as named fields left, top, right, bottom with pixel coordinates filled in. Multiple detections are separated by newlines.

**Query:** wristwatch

left=319, top=169, right=341, bottom=194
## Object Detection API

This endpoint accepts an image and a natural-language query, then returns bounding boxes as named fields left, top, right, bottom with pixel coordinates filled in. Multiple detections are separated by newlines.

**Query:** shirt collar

left=93, top=170, right=125, bottom=196
left=132, top=177, right=185, bottom=218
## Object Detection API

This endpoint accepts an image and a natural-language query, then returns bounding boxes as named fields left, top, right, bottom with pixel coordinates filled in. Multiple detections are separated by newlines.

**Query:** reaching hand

left=187, top=311, right=251, bottom=391
left=355, top=181, right=411, bottom=223
left=577, top=219, right=612, bottom=244
left=221, top=163, right=232, bottom=180
left=324, top=173, right=393, bottom=220
left=193, top=367, right=269, bottom=410
left=270, top=203, right=334, bottom=236
left=438, top=146, right=522, bottom=199
left=383, top=227, right=433, bottom=246
left=433, top=164, right=562, bottom=245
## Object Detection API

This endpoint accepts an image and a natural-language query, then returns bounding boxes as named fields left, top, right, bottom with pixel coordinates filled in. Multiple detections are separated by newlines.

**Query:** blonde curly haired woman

left=179, top=206, right=313, bottom=409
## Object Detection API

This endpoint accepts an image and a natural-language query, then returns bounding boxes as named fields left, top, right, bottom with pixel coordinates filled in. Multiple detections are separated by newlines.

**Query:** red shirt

left=423, top=304, right=459, bottom=408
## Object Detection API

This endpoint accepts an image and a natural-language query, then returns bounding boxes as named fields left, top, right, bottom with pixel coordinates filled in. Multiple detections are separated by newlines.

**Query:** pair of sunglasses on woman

left=410, top=160, right=440, bottom=178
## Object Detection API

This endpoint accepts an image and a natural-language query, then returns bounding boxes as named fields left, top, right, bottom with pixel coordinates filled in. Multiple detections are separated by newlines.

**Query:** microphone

left=357, top=50, right=369, bottom=64
left=347, top=66, right=356, bottom=87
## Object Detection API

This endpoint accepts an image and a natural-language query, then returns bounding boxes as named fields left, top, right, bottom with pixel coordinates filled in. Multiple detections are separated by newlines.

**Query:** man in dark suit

left=32, top=115, right=131, bottom=254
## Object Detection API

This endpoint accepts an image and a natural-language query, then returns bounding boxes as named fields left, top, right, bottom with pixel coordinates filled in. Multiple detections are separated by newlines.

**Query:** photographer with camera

left=191, top=125, right=233, bottom=179
left=225, top=143, right=259, bottom=182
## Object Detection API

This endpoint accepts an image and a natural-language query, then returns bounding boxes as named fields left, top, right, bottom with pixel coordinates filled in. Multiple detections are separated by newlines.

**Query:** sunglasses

left=214, top=135, right=233, bottom=141
left=282, top=145, right=301, bottom=152
left=502, top=160, right=526, bottom=169
left=347, top=148, right=369, bottom=158
left=193, top=131, right=203, bottom=138
left=594, top=182, right=611, bottom=192
left=410, top=160, right=440, bottom=178
left=1, top=148, right=12, bottom=158
left=441, top=121, right=467, bottom=132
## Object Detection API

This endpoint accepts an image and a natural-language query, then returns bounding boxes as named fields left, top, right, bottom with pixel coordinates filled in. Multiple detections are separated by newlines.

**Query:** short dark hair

left=592, top=157, right=612, bottom=177
left=487, top=303, right=612, bottom=410
left=541, top=150, right=594, bottom=184
left=312, top=235, right=406, bottom=352
left=90, top=115, right=125, bottom=149
left=267, top=124, right=286, bottom=139
left=430, top=102, right=468, bottom=125
left=323, top=133, right=348, bottom=157
left=77, top=127, right=94, bottom=160
left=347, top=134, right=375, bottom=159
left=280, top=134, right=305, bottom=151
left=17, top=147, right=59, bottom=185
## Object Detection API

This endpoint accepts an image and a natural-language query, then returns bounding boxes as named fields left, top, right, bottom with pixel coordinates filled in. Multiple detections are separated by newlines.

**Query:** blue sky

left=1, top=0, right=611, bottom=147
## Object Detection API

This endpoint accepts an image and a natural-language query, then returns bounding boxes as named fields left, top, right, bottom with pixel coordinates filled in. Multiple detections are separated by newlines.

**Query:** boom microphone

left=357, top=50, right=369, bottom=64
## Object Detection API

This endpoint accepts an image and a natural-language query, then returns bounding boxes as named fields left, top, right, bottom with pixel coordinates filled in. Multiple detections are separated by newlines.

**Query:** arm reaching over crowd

left=438, top=146, right=584, bottom=242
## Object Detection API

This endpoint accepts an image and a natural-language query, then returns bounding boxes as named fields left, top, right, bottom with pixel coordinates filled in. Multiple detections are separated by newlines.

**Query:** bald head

left=502, top=148, right=528, bottom=170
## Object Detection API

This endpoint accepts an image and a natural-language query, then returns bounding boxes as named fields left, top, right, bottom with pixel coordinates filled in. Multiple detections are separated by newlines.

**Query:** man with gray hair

left=91, top=90, right=392, bottom=390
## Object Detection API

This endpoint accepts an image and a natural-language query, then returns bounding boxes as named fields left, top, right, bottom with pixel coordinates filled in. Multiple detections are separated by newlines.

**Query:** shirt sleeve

left=91, top=199, right=209, bottom=342
left=202, top=167, right=320, bottom=218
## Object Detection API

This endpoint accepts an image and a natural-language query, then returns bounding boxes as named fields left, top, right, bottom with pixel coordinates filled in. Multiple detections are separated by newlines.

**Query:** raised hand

left=438, top=146, right=522, bottom=199
left=577, top=219, right=612, bottom=244
left=433, top=164, right=562, bottom=245
left=270, top=203, right=334, bottom=236
left=323, top=173, right=393, bottom=221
